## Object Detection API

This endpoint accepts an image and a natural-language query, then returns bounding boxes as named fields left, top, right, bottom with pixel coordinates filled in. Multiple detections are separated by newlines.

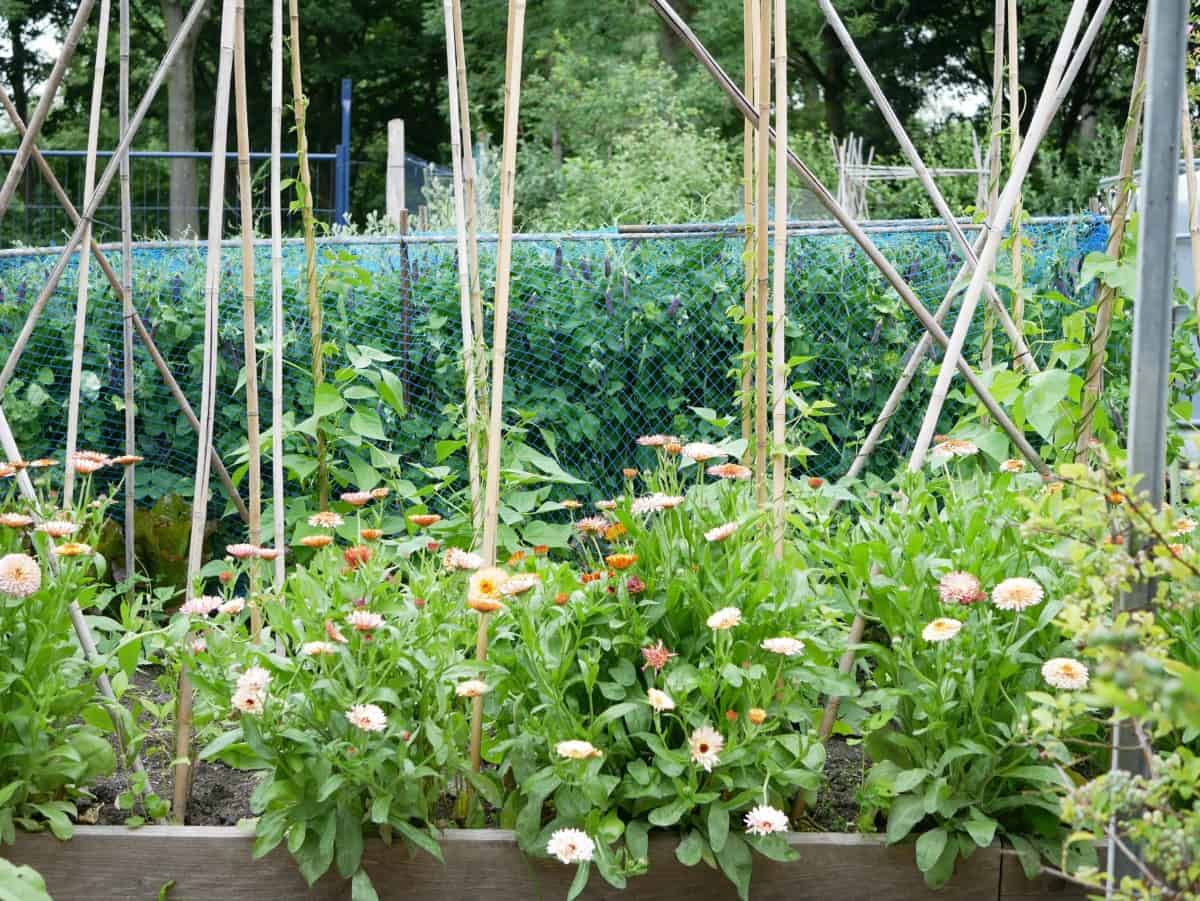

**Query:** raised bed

left=6, top=827, right=1087, bottom=900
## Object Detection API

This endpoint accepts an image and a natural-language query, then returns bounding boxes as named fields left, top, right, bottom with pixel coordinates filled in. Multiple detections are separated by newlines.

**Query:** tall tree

left=162, top=0, right=204, bottom=236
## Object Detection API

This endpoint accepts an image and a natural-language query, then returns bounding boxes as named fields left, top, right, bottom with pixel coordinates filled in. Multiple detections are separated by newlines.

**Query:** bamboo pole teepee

left=119, top=0, right=136, bottom=593
left=740, top=0, right=757, bottom=455
left=981, top=0, right=1006, bottom=372
left=770, top=0, right=787, bottom=557
left=271, top=0, right=286, bottom=588
left=1007, top=0, right=1025, bottom=336
left=753, top=0, right=770, bottom=505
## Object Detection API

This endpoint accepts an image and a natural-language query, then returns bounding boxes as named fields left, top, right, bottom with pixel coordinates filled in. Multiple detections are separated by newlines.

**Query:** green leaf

left=349, top=409, right=387, bottom=441
left=335, top=805, right=364, bottom=878
left=675, top=830, right=704, bottom=867
left=915, top=828, right=948, bottom=873
left=566, top=862, right=591, bottom=901
left=894, top=768, right=928, bottom=793
left=393, top=821, right=443, bottom=863
left=378, top=370, right=407, bottom=415
left=313, top=383, right=345, bottom=418
left=649, top=796, right=691, bottom=827
left=351, top=868, right=379, bottom=901
left=885, top=794, right=926, bottom=844
left=708, top=802, right=729, bottom=854
left=464, top=770, right=504, bottom=808
left=715, top=832, right=753, bottom=901
left=964, top=814, right=998, bottom=848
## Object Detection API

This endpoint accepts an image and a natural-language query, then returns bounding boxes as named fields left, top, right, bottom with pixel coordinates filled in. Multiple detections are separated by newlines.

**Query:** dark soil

left=806, top=737, right=865, bottom=833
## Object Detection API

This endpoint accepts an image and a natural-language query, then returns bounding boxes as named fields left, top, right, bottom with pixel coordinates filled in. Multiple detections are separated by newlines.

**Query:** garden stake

left=0, top=0, right=96, bottom=225
left=288, top=0, right=326, bottom=509
left=648, top=0, right=1047, bottom=474
left=234, top=0, right=264, bottom=640
left=119, top=0, right=136, bottom=595
left=62, top=0, right=112, bottom=511
left=981, top=0, right=1005, bottom=372
left=817, top=0, right=1039, bottom=375
left=1075, top=20, right=1148, bottom=459
left=1007, top=0, right=1025, bottom=336
left=907, top=0, right=1099, bottom=471
left=271, top=0, right=286, bottom=588
left=443, top=0, right=482, bottom=532
left=1181, top=92, right=1200, bottom=333
left=174, top=0, right=237, bottom=823
left=740, top=0, right=756, bottom=456
left=473, top=0, right=526, bottom=777
left=753, top=0, right=770, bottom=506
left=770, top=0, right=787, bottom=558
left=0, top=0, right=210, bottom=398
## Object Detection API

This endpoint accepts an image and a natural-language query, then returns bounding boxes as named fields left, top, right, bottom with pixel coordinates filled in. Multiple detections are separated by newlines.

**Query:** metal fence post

left=333, top=77, right=352, bottom=226
left=1108, top=0, right=1187, bottom=892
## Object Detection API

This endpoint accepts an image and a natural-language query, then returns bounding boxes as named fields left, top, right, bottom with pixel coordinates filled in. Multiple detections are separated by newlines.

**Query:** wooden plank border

left=3, top=827, right=1087, bottom=900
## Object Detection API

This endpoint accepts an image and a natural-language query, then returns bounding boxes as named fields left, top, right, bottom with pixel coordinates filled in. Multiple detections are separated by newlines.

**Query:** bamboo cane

left=0, top=0, right=97, bottom=224
left=1074, top=22, right=1148, bottom=459
left=443, top=0, right=482, bottom=531
left=907, top=0, right=1093, bottom=471
left=817, top=0, right=1038, bottom=375
left=770, top=0, right=787, bottom=557
left=271, top=0, right=286, bottom=588
left=753, top=0, right=770, bottom=506
left=174, top=0, right=237, bottom=824
left=1181, top=93, right=1200, bottom=334
left=62, top=0, right=112, bottom=512
left=0, top=0, right=210, bottom=397
left=471, top=0, right=526, bottom=776
left=233, top=0, right=263, bottom=640
left=740, top=0, right=757, bottom=456
left=1007, top=0, right=1024, bottom=336
left=0, top=84, right=249, bottom=524
left=647, top=0, right=1047, bottom=473
left=119, top=0, right=135, bottom=596
left=288, top=0, right=325, bottom=510
left=981, top=0, right=1005, bottom=373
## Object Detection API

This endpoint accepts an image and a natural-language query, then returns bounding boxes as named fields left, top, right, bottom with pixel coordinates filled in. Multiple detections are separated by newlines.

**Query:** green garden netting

left=0, top=216, right=1107, bottom=508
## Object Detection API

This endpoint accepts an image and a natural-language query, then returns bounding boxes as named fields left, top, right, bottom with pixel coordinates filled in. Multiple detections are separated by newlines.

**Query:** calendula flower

left=507, top=550, right=527, bottom=565
left=605, top=553, right=637, bottom=570
left=111, top=454, right=144, bottom=466
left=36, top=520, right=79, bottom=538
left=641, top=640, right=676, bottom=671
left=346, top=703, right=388, bottom=732
left=469, top=566, right=508, bottom=604
left=341, top=491, right=373, bottom=507
left=0, top=553, right=41, bottom=597
left=604, top=522, right=627, bottom=541
left=408, top=513, right=442, bottom=528
left=761, top=637, right=804, bottom=656
left=664, top=441, right=683, bottom=455
left=929, top=438, right=978, bottom=463
left=325, top=620, right=348, bottom=643
left=70, top=451, right=111, bottom=474
left=370, top=487, right=390, bottom=500
left=455, top=679, right=489, bottom=698
left=189, top=638, right=207, bottom=654
left=575, top=516, right=609, bottom=535
left=500, top=573, right=540, bottom=596
left=807, top=477, right=824, bottom=489
left=347, top=610, right=383, bottom=632
left=748, top=708, right=767, bottom=725
left=744, top=805, right=789, bottom=836
left=999, top=458, right=1025, bottom=473
left=343, top=545, right=371, bottom=570
left=1171, top=516, right=1196, bottom=536
left=707, top=607, right=742, bottom=630
left=444, top=547, right=483, bottom=571
left=0, top=513, right=34, bottom=529
left=921, top=618, right=963, bottom=642
left=237, top=666, right=272, bottom=693
left=580, top=570, right=604, bottom=585
left=533, top=545, right=549, bottom=556
left=226, top=543, right=258, bottom=559
left=705, top=522, right=738, bottom=542
left=28, top=458, right=57, bottom=468
left=231, top=688, right=265, bottom=715
left=681, top=442, right=727, bottom=463
left=300, top=534, right=334, bottom=549
left=595, top=500, right=618, bottom=511
left=636, top=434, right=677, bottom=447
left=181, top=596, right=222, bottom=616
left=301, top=641, right=337, bottom=657
left=622, top=468, right=639, bottom=479
left=360, top=528, right=382, bottom=541
left=689, top=725, right=724, bottom=771
left=0, top=464, right=14, bottom=478
left=992, top=577, right=1044, bottom=611
left=555, top=740, right=602, bottom=760
left=560, top=500, right=583, bottom=510
left=219, top=596, right=246, bottom=615
left=1042, top=658, right=1089, bottom=690
left=647, top=688, right=675, bottom=712
left=255, top=547, right=281, bottom=561
left=631, top=493, right=685, bottom=514
left=938, top=571, right=985, bottom=605
left=546, top=829, right=595, bottom=865
left=52, top=542, right=93, bottom=557
left=308, top=511, right=344, bottom=529
left=707, top=462, right=751, bottom=480
left=626, top=575, right=646, bottom=594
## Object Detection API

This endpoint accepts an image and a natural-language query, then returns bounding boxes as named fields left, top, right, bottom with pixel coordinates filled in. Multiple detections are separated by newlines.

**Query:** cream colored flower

left=689, top=725, right=724, bottom=772
left=647, top=688, right=675, bottom=712
left=500, top=573, right=540, bottom=596
left=928, top=438, right=978, bottom=463
left=681, top=442, right=727, bottom=463
left=455, top=679, right=489, bottom=698
left=408, top=513, right=442, bottom=528
left=705, top=522, right=738, bottom=543
left=595, top=500, right=618, bottom=511
left=468, top=566, right=508, bottom=607
left=300, top=534, right=334, bottom=549
left=546, top=829, right=594, bottom=865
left=0, top=513, right=34, bottom=529
left=575, top=516, right=609, bottom=535
left=308, top=511, right=344, bottom=529
left=231, top=687, right=265, bottom=715
left=631, top=493, right=685, bottom=514
left=999, top=458, right=1025, bottom=473
left=218, top=596, right=246, bottom=616
left=1041, top=658, right=1089, bottom=690
left=181, top=595, right=222, bottom=616
left=938, top=571, right=984, bottom=605
left=236, top=666, right=272, bottom=693
left=707, top=607, right=742, bottom=630
left=36, top=520, right=79, bottom=538
left=301, top=641, right=338, bottom=657
left=636, top=434, right=676, bottom=447
left=340, top=491, right=373, bottom=507
left=743, top=805, right=789, bottom=836
left=52, top=542, right=93, bottom=557
left=707, top=462, right=751, bottom=480
left=346, top=703, right=388, bottom=732
left=761, top=637, right=804, bottom=656
left=992, top=577, right=1045, bottom=611
left=226, top=543, right=258, bottom=559
left=1171, top=516, right=1196, bottom=536
left=347, top=611, right=384, bottom=632
left=0, top=553, right=41, bottom=597
left=921, top=618, right=963, bottom=642
left=70, top=451, right=111, bottom=474
left=444, top=547, right=483, bottom=571
left=555, top=740, right=602, bottom=760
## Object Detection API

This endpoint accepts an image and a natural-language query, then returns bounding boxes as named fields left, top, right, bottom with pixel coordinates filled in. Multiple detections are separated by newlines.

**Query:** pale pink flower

left=1171, top=516, right=1196, bottom=536
left=922, top=618, right=963, bottom=642
left=706, top=607, right=742, bottom=630
left=555, top=740, right=602, bottom=760
left=760, top=637, right=804, bottom=656
left=681, top=442, right=727, bottom=463
left=999, top=459, right=1025, bottom=473
left=595, top=500, right=618, bottom=511
left=0, top=513, right=34, bottom=529
left=180, top=595, right=222, bottom=616
left=937, top=571, right=984, bottom=606
left=236, top=666, right=272, bottom=694
left=347, top=610, right=384, bottom=632
left=226, top=543, right=258, bottom=559
left=231, top=687, right=265, bottom=715
left=36, top=520, right=79, bottom=539
left=443, top=547, right=483, bottom=571
left=499, top=573, right=540, bottom=596
left=992, top=577, right=1045, bottom=611
left=455, top=679, right=489, bottom=698
left=546, top=829, right=595, bottom=864
left=744, top=805, right=789, bottom=836
left=636, top=434, right=676, bottom=447
left=1042, top=658, right=1089, bottom=690
left=308, top=511, right=344, bottom=529
left=641, top=640, right=676, bottom=672
left=301, top=641, right=338, bottom=657
left=346, top=703, right=388, bottom=732
left=631, top=493, right=685, bottom=514
left=575, top=516, right=610, bottom=535
left=255, top=547, right=281, bottom=561
left=70, top=451, right=111, bottom=474
left=325, top=620, right=348, bottom=643
left=689, top=725, right=724, bottom=771
left=647, top=688, right=675, bottom=712
left=340, top=491, right=373, bottom=507
left=0, top=553, right=41, bottom=597
left=219, top=597, right=246, bottom=616
left=929, top=438, right=978, bottom=463
left=705, top=522, right=738, bottom=542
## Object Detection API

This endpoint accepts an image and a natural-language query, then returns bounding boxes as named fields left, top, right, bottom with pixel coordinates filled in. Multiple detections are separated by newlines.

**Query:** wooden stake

left=1007, top=0, right=1024, bottom=336
left=753, top=0, right=770, bottom=506
left=233, top=0, right=263, bottom=640
left=472, top=0, right=526, bottom=775
left=443, top=0, right=482, bottom=531
left=271, top=0, right=286, bottom=589
left=174, top=0, right=237, bottom=824
left=0, top=0, right=97, bottom=224
left=288, top=0, right=325, bottom=509
left=770, top=0, right=787, bottom=557
left=62, top=0, right=112, bottom=510
left=119, top=0, right=135, bottom=596
left=740, top=0, right=757, bottom=456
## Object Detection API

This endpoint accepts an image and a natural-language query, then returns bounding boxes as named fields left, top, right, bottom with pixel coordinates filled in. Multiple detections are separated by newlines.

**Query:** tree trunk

left=162, top=0, right=202, bottom=237
left=821, top=26, right=848, bottom=138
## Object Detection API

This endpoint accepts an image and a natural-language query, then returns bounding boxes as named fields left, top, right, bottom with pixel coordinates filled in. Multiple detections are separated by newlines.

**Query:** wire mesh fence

left=0, top=215, right=1107, bottom=509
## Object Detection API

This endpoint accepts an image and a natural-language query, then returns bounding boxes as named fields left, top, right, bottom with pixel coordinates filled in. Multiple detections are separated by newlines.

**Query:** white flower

left=0, top=552, right=41, bottom=598
left=646, top=688, right=675, bottom=712
left=301, top=641, right=338, bottom=657
left=743, top=804, right=789, bottom=836
left=180, top=595, right=222, bottom=616
left=705, top=522, right=738, bottom=542
left=546, top=828, right=595, bottom=864
left=991, top=577, right=1045, bottom=611
left=500, top=573, right=540, bottom=596
left=36, top=520, right=79, bottom=538
left=938, top=571, right=984, bottom=605
left=630, top=493, right=685, bottom=514
left=760, top=637, right=804, bottom=656
left=236, top=666, right=272, bottom=694
left=999, top=458, right=1025, bottom=473
left=231, top=687, right=264, bottom=715
left=307, top=511, right=344, bottom=529
left=1042, top=658, right=1089, bottom=690
left=921, top=618, right=963, bottom=642
left=689, top=725, right=724, bottom=772
left=444, top=547, right=483, bottom=571
left=929, top=438, right=978, bottom=463
left=681, top=442, right=727, bottom=463
left=346, top=703, right=388, bottom=732
left=456, top=679, right=489, bottom=698
left=555, top=740, right=602, bottom=760
left=706, top=607, right=742, bottom=630
left=1171, top=516, right=1196, bottom=536
left=218, top=596, right=246, bottom=615
left=347, top=610, right=384, bottom=632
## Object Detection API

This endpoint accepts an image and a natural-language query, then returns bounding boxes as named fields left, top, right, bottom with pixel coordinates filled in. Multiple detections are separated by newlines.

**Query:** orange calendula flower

left=1106, top=491, right=1125, bottom=505
left=604, top=522, right=627, bottom=541
left=341, top=491, right=373, bottom=507
left=112, top=454, right=144, bottom=466
left=580, top=571, right=604, bottom=584
left=807, top=477, right=824, bottom=489
left=748, top=708, right=767, bottom=725
left=707, top=462, right=751, bottom=480
left=554, top=592, right=570, bottom=606
left=361, top=528, right=383, bottom=541
left=343, top=545, right=371, bottom=570
left=533, top=545, right=549, bottom=556
left=301, top=534, right=334, bottom=549
left=408, top=513, right=442, bottom=528
left=605, top=553, right=637, bottom=570
left=622, top=468, right=639, bottom=479
left=53, top=542, right=94, bottom=557
left=663, top=441, right=683, bottom=455
left=507, top=550, right=527, bottom=565
left=325, top=620, right=348, bottom=643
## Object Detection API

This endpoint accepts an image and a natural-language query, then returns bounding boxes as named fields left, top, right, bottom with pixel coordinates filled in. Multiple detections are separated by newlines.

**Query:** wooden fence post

left=387, top=119, right=406, bottom=227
